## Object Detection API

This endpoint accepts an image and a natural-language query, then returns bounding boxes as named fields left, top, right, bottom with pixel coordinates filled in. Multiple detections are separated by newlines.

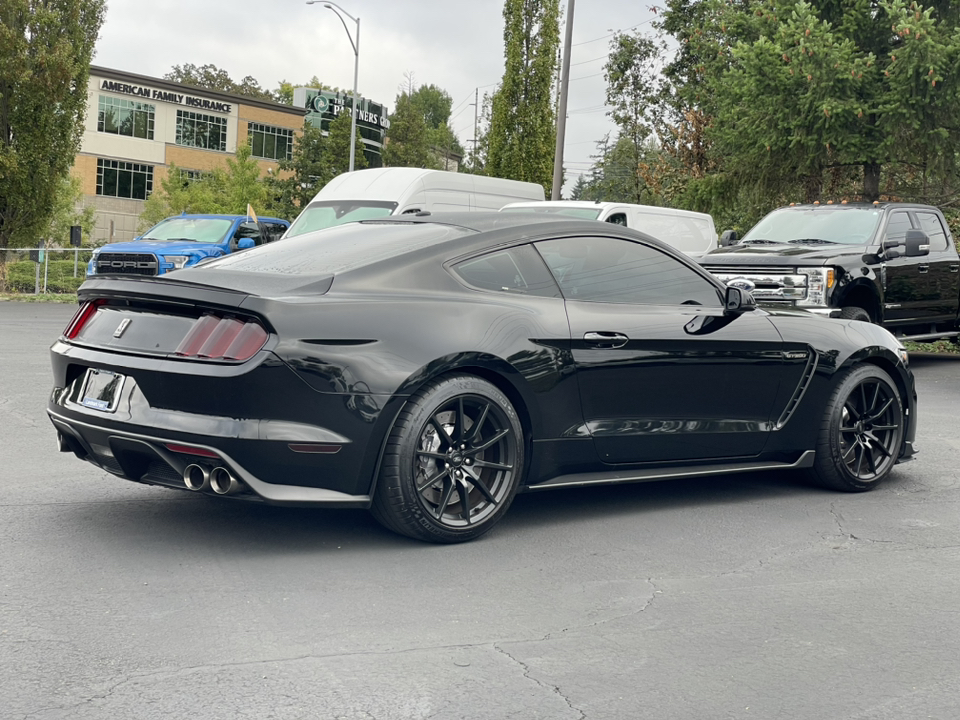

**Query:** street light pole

left=307, top=0, right=360, bottom=172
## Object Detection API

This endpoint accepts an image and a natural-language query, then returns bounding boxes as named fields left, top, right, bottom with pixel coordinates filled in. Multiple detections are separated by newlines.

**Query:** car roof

left=776, top=202, right=939, bottom=212
left=158, top=214, right=289, bottom=223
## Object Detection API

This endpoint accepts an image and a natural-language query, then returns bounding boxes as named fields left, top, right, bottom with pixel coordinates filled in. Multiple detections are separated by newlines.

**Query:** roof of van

left=313, top=168, right=544, bottom=203
left=501, top=199, right=713, bottom=220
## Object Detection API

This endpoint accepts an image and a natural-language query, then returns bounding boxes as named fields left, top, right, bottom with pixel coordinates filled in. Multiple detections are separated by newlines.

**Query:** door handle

left=918, top=265, right=929, bottom=274
left=584, top=331, right=629, bottom=349
left=950, top=265, right=959, bottom=273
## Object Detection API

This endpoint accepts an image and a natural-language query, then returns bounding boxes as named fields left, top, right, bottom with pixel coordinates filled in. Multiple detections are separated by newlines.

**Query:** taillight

left=174, top=315, right=268, bottom=361
left=63, top=300, right=103, bottom=339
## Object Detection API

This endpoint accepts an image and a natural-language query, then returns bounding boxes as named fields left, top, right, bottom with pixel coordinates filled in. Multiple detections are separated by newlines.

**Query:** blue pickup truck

left=86, top=214, right=289, bottom=277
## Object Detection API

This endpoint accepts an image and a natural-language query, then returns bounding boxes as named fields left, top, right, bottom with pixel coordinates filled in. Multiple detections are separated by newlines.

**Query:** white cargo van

left=283, top=168, right=546, bottom=238
left=500, top=200, right=718, bottom=258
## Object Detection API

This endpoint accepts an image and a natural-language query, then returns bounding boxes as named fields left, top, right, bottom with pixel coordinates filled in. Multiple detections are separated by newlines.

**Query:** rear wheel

left=807, top=364, right=904, bottom=492
left=839, top=305, right=872, bottom=323
left=372, top=375, right=524, bottom=543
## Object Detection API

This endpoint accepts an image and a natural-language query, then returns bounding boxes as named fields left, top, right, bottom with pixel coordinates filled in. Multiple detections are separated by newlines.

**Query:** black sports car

left=49, top=213, right=917, bottom=543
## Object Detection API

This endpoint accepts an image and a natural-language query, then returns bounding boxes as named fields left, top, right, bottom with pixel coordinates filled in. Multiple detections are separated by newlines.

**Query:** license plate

left=81, top=369, right=125, bottom=412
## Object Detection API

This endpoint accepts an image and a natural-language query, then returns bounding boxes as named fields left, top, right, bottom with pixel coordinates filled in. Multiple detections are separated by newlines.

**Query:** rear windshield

left=195, top=221, right=474, bottom=276
left=284, top=201, right=399, bottom=238
left=141, top=217, right=233, bottom=244
left=743, top=207, right=883, bottom=245
left=501, top=206, right=602, bottom=220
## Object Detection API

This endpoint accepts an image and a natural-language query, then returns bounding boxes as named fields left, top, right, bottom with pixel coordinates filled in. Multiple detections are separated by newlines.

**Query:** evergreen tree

left=486, top=0, right=561, bottom=190
left=680, top=0, right=960, bottom=203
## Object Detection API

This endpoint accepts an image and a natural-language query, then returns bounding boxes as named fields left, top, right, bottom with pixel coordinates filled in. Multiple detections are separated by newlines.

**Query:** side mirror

left=904, top=229, right=930, bottom=257
left=237, top=237, right=256, bottom=250
left=719, top=230, right=739, bottom=247
left=881, top=238, right=904, bottom=260
left=724, top=285, right=757, bottom=314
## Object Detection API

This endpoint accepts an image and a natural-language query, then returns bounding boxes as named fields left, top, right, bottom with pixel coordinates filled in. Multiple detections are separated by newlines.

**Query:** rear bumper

left=49, top=409, right=371, bottom=507
left=48, top=340, right=401, bottom=502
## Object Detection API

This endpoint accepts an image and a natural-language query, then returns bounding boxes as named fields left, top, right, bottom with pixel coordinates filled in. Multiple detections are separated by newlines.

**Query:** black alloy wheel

left=808, top=364, right=904, bottom=492
left=372, top=375, right=524, bottom=543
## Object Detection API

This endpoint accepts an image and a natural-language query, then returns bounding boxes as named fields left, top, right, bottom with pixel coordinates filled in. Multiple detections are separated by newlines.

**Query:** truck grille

left=95, top=253, right=159, bottom=276
left=702, top=265, right=807, bottom=301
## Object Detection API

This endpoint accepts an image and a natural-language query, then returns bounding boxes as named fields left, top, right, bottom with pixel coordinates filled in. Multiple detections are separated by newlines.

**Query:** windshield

left=501, top=206, right=603, bottom=220
left=742, top=207, right=883, bottom=246
left=284, top=201, right=399, bottom=238
left=141, top=217, right=233, bottom=244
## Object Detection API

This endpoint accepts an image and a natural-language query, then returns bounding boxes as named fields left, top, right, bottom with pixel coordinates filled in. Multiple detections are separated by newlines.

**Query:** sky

left=93, top=0, right=660, bottom=194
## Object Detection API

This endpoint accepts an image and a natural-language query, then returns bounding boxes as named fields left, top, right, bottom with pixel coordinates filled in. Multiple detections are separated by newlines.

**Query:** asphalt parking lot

left=3, top=302, right=960, bottom=720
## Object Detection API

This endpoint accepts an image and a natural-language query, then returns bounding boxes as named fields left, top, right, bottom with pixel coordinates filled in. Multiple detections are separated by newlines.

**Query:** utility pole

left=470, top=87, right=479, bottom=166
left=552, top=0, right=575, bottom=200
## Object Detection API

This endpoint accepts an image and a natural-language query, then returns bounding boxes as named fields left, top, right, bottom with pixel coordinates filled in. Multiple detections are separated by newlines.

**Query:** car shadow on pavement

left=501, top=468, right=826, bottom=533
left=58, top=467, right=853, bottom=553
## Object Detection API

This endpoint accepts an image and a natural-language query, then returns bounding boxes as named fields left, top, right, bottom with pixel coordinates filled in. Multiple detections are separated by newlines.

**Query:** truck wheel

left=806, top=364, right=904, bottom=492
left=840, top=306, right=872, bottom=323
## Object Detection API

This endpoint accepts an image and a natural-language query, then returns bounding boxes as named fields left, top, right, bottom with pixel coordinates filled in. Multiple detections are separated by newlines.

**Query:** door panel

left=565, top=302, right=784, bottom=464
left=915, top=212, right=960, bottom=322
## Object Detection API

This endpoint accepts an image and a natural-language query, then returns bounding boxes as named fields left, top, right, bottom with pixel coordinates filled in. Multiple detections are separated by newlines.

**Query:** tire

left=839, top=306, right=872, bottom=323
left=371, top=375, right=524, bottom=543
left=806, top=364, right=904, bottom=492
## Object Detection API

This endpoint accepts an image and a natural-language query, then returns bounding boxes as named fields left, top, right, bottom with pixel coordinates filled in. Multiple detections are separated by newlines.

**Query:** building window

left=97, top=96, right=155, bottom=140
left=96, top=158, right=153, bottom=200
left=175, top=110, right=227, bottom=151
left=249, top=122, right=294, bottom=161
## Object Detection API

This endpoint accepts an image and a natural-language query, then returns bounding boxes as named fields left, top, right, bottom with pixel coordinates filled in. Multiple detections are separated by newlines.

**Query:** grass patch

left=0, top=292, right=78, bottom=303
left=903, top=338, right=960, bottom=354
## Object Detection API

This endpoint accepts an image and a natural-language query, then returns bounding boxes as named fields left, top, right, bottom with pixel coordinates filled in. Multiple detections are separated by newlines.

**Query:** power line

left=571, top=17, right=656, bottom=47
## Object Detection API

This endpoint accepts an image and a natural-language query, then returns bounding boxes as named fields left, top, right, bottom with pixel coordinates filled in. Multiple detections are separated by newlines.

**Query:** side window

left=535, top=236, right=722, bottom=307
left=263, top=221, right=288, bottom=243
left=453, top=244, right=561, bottom=298
left=605, top=213, right=628, bottom=226
left=233, top=221, right=262, bottom=247
left=884, top=211, right=913, bottom=244
left=915, top=212, right=949, bottom=252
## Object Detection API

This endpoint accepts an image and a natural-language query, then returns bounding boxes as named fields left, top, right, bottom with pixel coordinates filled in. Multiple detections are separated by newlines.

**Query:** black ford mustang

left=49, top=213, right=917, bottom=543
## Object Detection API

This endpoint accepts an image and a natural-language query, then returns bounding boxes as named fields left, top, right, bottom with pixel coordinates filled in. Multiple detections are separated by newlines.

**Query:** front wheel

left=806, top=364, right=904, bottom=492
left=372, top=375, right=524, bottom=543
left=839, top=306, right=872, bottom=323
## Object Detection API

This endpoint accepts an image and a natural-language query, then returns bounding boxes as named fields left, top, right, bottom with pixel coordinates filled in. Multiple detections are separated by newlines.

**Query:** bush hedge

left=5, top=260, right=87, bottom=294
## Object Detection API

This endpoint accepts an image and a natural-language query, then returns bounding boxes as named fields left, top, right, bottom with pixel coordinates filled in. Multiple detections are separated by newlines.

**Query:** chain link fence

left=1, top=247, right=97, bottom=295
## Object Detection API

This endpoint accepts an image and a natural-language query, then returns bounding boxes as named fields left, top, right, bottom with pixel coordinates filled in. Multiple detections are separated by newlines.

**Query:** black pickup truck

left=700, top=202, right=960, bottom=342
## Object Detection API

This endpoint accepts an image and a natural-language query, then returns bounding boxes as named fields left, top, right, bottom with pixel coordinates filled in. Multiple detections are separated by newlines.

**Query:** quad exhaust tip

left=183, top=464, right=210, bottom=491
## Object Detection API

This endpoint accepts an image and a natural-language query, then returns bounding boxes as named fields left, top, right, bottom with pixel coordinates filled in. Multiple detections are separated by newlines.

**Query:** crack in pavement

left=542, top=577, right=662, bottom=640
left=493, top=645, right=586, bottom=720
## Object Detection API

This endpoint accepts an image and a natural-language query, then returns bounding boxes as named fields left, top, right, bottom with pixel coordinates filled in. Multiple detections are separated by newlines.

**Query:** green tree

left=383, top=93, right=438, bottom=169
left=139, top=146, right=272, bottom=229
left=0, top=0, right=105, bottom=288
left=274, top=76, right=336, bottom=105
left=569, top=174, right=589, bottom=200
left=604, top=31, right=666, bottom=204
left=45, top=175, right=95, bottom=245
left=681, top=0, right=960, bottom=203
left=486, top=0, right=561, bottom=189
left=164, top=63, right=275, bottom=102
left=265, top=112, right=367, bottom=219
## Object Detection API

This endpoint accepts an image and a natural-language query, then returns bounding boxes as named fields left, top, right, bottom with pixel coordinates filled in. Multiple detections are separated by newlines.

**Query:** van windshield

left=501, top=206, right=603, bottom=220
left=284, top=201, right=399, bottom=238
